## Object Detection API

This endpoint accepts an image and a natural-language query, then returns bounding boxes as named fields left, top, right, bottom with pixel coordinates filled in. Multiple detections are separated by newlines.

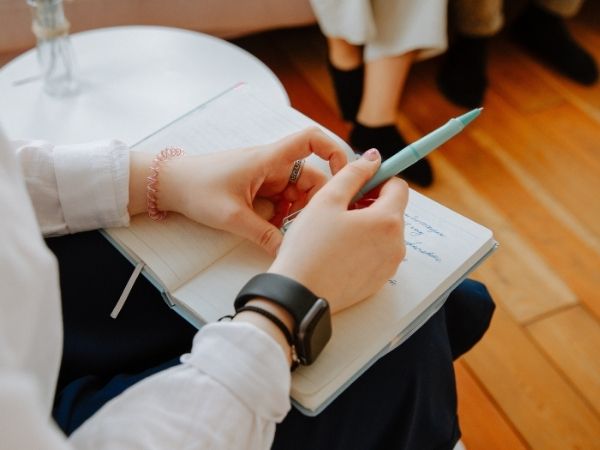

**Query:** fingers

left=368, top=177, right=409, bottom=214
left=252, top=197, right=276, bottom=221
left=287, top=166, right=327, bottom=202
left=319, top=148, right=382, bottom=208
left=277, top=127, right=348, bottom=175
left=231, top=209, right=284, bottom=256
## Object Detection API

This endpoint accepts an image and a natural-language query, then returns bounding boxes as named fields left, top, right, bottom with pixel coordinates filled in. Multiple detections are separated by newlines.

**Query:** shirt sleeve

left=69, top=321, right=292, bottom=450
left=12, top=139, right=130, bottom=236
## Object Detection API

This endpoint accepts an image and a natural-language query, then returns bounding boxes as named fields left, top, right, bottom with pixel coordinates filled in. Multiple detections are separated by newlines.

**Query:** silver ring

left=289, top=159, right=305, bottom=184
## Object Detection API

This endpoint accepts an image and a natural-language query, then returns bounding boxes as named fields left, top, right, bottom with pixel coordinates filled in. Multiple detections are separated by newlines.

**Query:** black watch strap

left=235, top=273, right=332, bottom=366
left=234, top=273, right=320, bottom=331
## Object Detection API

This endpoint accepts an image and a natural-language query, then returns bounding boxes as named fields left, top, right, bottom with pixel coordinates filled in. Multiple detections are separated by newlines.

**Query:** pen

left=280, top=107, right=483, bottom=233
left=354, top=107, right=482, bottom=201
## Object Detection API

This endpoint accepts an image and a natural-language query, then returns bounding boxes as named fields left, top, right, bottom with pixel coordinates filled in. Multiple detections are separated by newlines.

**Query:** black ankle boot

left=328, top=62, right=364, bottom=121
left=437, top=35, right=489, bottom=109
left=350, top=123, right=434, bottom=187
left=511, top=4, right=598, bottom=85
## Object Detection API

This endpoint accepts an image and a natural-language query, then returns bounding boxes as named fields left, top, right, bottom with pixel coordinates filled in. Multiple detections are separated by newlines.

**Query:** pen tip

left=457, top=108, right=483, bottom=127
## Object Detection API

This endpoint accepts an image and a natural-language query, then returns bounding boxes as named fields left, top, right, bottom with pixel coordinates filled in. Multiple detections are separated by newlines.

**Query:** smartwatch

left=234, top=273, right=332, bottom=366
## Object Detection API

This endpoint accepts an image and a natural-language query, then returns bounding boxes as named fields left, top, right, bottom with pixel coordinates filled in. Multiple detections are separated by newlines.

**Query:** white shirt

left=0, top=129, right=291, bottom=449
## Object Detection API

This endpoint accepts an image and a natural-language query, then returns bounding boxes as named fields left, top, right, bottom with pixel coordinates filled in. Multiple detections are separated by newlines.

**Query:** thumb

left=323, top=148, right=381, bottom=206
left=234, top=209, right=283, bottom=256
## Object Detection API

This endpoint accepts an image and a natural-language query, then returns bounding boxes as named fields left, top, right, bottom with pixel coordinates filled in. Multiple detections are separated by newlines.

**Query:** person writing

left=1, top=126, right=493, bottom=449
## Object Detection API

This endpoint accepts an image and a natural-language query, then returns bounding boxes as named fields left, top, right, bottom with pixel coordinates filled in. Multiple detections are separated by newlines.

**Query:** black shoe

left=327, top=61, right=364, bottom=121
left=511, top=4, right=598, bottom=85
left=437, top=35, right=489, bottom=109
left=350, top=123, right=434, bottom=187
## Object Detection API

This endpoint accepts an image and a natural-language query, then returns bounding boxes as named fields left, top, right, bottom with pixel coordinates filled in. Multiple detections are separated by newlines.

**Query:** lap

left=48, top=231, right=494, bottom=449
left=273, top=306, right=460, bottom=450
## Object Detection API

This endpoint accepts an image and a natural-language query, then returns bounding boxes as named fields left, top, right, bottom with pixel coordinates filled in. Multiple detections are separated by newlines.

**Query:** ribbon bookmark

left=110, top=261, right=145, bottom=319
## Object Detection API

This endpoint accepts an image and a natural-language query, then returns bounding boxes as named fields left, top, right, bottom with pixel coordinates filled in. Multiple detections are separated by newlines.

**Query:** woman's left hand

left=145, top=128, right=347, bottom=255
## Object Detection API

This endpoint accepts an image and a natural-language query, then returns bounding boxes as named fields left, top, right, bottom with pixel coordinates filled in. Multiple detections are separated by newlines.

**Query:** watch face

left=297, top=299, right=332, bottom=365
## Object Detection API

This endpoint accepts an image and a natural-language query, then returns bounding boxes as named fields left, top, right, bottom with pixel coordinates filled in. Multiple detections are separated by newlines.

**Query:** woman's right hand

left=268, top=148, right=409, bottom=313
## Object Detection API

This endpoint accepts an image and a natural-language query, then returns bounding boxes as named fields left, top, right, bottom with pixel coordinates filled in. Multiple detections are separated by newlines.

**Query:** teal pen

left=353, top=107, right=483, bottom=201
left=280, top=107, right=482, bottom=233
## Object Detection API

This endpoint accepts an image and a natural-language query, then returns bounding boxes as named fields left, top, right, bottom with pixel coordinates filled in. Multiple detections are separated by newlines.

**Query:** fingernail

left=362, top=148, right=379, bottom=161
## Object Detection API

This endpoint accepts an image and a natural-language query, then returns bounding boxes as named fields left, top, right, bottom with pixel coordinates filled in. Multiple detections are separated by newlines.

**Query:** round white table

left=0, top=26, right=288, bottom=145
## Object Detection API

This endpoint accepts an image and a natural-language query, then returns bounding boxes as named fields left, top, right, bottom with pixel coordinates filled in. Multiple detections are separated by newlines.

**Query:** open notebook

left=103, top=84, right=497, bottom=416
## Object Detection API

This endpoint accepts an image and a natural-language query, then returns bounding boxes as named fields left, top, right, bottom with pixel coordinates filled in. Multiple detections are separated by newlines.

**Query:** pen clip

left=280, top=208, right=303, bottom=234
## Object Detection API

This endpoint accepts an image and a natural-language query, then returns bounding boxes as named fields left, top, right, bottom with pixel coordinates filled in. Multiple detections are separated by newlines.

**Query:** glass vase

left=28, top=0, right=79, bottom=97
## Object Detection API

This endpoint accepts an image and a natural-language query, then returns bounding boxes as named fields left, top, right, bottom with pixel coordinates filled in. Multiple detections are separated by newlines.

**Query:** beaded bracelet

left=147, top=147, right=185, bottom=221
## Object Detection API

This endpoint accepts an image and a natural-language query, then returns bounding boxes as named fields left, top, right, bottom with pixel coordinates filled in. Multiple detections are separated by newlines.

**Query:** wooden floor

left=233, top=7, right=600, bottom=450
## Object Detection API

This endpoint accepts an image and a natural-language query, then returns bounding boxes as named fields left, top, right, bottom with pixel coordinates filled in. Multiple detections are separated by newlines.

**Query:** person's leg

left=357, top=53, right=416, bottom=128
left=347, top=0, right=448, bottom=187
left=51, top=252, right=495, bottom=447
left=444, top=279, right=495, bottom=360
left=437, top=0, right=504, bottom=108
left=312, top=0, right=375, bottom=122
left=272, top=278, right=495, bottom=449
left=57, top=312, right=462, bottom=447
left=47, top=231, right=197, bottom=433
left=349, top=51, right=433, bottom=187
left=511, top=0, right=597, bottom=85
left=452, top=0, right=505, bottom=36
left=326, top=37, right=364, bottom=122
left=536, top=0, right=584, bottom=16
left=320, top=0, right=448, bottom=187
left=326, top=41, right=433, bottom=187
left=46, top=231, right=197, bottom=389
left=273, top=305, right=461, bottom=450
left=54, top=357, right=182, bottom=435
left=348, top=51, right=433, bottom=187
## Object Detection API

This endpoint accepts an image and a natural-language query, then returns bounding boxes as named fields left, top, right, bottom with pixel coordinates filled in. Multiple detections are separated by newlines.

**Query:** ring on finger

left=289, top=159, right=305, bottom=184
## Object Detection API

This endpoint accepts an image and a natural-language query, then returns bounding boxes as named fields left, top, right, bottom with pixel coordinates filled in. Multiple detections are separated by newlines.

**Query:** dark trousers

left=47, top=231, right=495, bottom=450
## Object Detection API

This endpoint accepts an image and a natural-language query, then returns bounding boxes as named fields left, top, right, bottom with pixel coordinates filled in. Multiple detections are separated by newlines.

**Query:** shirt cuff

left=53, top=140, right=130, bottom=232
left=183, top=321, right=291, bottom=422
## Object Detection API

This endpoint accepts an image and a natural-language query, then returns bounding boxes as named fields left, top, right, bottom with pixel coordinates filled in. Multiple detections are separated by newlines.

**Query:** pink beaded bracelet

left=147, top=147, right=185, bottom=221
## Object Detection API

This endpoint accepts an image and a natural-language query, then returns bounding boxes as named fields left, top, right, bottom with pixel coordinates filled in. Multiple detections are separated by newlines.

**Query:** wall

left=0, top=0, right=316, bottom=53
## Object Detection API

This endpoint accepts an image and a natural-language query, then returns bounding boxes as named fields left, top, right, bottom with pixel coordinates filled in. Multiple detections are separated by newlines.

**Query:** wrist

left=154, top=156, right=189, bottom=214
left=234, top=273, right=332, bottom=366
left=234, top=298, right=296, bottom=367
left=128, top=151, right=154, bottom=216
left=128, top=150, right=188, bottom=217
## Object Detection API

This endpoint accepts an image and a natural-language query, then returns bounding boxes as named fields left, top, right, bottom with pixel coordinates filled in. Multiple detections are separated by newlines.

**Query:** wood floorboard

left=487, top=39, right=565, bottom=114
left=527, top=102, right=600, bottom=179
left=455, top=361, right=529, bottom=450
left=403, top=109, right=600, bottom=320
left=465, top=305, right=599, bottom=449
left=426, top=149, right=579, bottom=323
left=407, top=78, right=600, bottom=241
left=527, top=305, right=600, bottom=416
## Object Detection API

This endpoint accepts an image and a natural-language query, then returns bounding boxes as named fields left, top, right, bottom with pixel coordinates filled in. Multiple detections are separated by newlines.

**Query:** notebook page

left=174, top=188, right=495, bottom=410
left=106, top=85, right=351, bottom=291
